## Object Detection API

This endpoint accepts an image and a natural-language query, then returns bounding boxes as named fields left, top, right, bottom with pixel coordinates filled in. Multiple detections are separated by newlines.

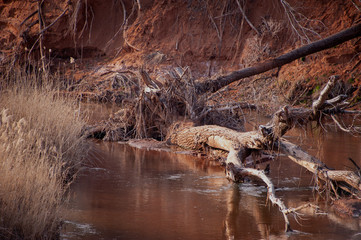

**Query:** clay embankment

left=1, top=0, right=360, bottom=107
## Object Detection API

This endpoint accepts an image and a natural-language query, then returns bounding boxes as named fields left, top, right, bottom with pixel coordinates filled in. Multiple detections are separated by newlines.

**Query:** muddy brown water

left=61, top=109, right=361, bottom=240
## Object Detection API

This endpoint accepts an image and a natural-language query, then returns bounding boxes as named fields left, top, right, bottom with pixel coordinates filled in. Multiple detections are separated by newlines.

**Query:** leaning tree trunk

left=194, top=23, right=361, bottom=94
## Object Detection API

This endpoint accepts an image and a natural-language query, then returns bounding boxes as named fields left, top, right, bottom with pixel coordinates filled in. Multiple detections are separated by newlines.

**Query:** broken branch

left=278, top=139, right=361, bottom=194
left=312, top=75, right=338, bottom=114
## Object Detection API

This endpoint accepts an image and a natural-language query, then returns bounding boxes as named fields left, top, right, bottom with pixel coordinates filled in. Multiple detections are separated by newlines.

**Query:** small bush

left=0, top=81, right=88, bottom=239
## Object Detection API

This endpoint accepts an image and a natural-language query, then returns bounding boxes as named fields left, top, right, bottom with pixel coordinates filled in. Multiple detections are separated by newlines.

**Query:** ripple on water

left=61, top=221, right=97, bottom=239
left=180, top=187, right=220, bottom=195
left=238, top=183, right=267, bottom=197
left=165, top=173, right=186, bottom=180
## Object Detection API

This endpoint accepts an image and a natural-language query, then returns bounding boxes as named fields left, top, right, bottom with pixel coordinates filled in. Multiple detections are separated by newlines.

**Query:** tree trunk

left=195, top=23, right=361, bottom=94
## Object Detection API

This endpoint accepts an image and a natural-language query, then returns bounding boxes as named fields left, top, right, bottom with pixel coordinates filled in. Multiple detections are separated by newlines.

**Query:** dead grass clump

left=241, top=18, right=283, bottom=66
left=0, top=86, right=88, bottom=239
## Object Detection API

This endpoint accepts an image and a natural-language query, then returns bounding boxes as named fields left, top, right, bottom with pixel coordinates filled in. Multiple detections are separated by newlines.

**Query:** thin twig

left=20, top=10, right=38, bottom=26
left=235, top=0, right=261, bottom=35
left=120, top=0, right=140, bottom=51
left=38, top=7, right=69, bottom=35
left=330, top=115, right=352, bottom=133
left=204, top=0, right=222, bottom=41
left=37, top=0, right=47, bottom=77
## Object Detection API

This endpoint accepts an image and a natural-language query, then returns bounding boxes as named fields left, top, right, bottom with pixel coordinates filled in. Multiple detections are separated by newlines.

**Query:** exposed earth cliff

left=1, top=0, right=361, bottom=108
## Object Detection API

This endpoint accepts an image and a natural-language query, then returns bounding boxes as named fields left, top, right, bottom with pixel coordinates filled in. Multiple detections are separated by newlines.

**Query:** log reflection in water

left=224, top=185, right=241, bottom=240
left=63, top=142, right=361, bottom=240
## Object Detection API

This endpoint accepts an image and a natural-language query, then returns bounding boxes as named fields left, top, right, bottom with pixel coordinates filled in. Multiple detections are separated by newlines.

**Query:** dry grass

left=0, top=76, right=88, bottom=239
left=85, top=66, right=245, bottom=141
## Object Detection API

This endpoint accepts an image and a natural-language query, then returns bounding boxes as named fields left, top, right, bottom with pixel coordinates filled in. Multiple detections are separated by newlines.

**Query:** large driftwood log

left=168, top=125, right=272, bottom=167
left=168, top=76, right=361, bottom=231
left=168, top=123, right=361, bottom=231
left=195, top=23, right=361, bottom=94
left=168, top=124, right=323, bottom=232
left=168, top=124, right=361, bottom=194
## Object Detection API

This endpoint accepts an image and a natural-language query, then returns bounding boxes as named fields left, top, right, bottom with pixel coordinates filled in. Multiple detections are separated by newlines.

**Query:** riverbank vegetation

left=0, top=0, right=360, bottom=236
left=84, top=24, right=361, bottom=231
left=0, top=69, right=88, bottom=239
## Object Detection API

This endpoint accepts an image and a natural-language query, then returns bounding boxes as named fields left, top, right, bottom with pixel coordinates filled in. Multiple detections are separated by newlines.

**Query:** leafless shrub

left=260, top=17, right=283, bottom=38
left=241, top=18, right=283, bottom=66
left=279, top=0, right=324, bottom=44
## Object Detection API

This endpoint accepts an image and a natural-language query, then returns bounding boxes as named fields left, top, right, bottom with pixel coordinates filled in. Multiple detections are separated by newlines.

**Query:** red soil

left=1, top=0, right=361, bottom=105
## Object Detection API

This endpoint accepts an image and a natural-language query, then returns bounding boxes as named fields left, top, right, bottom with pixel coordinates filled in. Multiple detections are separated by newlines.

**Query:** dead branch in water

left=228, top=164, right=293, bottom=231
left=167, top=76, right=361, bottom=231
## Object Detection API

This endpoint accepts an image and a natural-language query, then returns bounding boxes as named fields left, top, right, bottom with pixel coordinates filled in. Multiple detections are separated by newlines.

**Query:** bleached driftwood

left=168, top=76, right=361, bottom=231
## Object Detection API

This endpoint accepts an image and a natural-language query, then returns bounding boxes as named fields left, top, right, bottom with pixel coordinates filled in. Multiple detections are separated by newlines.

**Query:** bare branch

left=231, top=166, right=292, bottom=232
left=324, top=94, right=348, bottom=106
left=20, top=10, right=38, bottom=26
left=280, top=0, right=323, bottom=44
left=330, top=115, right=352, bottom=133
left=312, top=75, right=338, bottom=114
left=235, top=0, right=261, bottom=35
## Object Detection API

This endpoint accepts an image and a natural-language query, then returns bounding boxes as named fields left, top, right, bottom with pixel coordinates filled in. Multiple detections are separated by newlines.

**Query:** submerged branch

left=227, top=164, right=292, bottom=232
left=278, top=140, right=361, bottom=194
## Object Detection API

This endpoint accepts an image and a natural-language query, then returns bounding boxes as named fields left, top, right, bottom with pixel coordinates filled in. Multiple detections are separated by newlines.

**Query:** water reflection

left=61, top=141, right=361, bottom=240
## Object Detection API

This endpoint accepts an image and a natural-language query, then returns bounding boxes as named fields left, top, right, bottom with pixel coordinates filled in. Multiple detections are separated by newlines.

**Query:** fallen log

left=195, top=23, right=361, bottom=94
left=168, top=122, right=361, bottom=231
left=168, top=123, right=333, bottom=232
left=167, top=76, right=361, bottom=231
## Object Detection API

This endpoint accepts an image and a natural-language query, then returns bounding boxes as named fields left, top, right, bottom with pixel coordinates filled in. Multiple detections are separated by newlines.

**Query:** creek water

left=61, top=109, right=361, bottom=240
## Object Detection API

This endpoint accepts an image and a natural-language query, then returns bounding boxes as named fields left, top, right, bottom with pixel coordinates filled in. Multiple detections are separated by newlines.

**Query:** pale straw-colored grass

left=0, top=83, right=88, bottom=239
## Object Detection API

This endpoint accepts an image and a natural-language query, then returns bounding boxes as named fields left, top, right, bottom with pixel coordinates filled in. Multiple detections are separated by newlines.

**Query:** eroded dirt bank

left=1, top=0, right=361, bottom=107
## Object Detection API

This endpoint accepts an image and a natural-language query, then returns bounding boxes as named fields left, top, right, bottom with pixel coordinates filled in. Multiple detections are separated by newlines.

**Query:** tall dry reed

left=0, top=79, right=88, bottom=239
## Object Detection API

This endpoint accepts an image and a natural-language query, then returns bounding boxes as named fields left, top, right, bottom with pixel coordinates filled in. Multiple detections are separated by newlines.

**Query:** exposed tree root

left=84, top=67, right=246, bottom=141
